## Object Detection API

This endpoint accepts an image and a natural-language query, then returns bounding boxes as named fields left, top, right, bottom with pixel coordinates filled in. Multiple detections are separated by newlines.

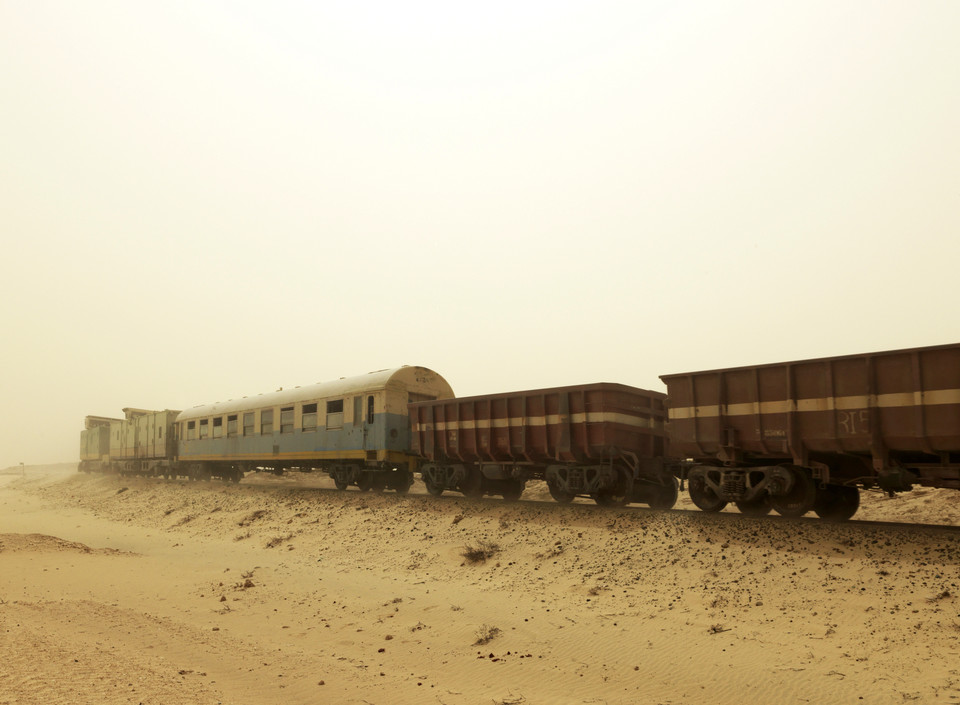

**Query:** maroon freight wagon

left=660, top=343, right=960, bottom=520
left=408, top=383, right=679, bottom=507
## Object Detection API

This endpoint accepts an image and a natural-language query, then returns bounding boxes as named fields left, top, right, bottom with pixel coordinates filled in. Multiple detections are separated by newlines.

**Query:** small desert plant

left=474, top=624, right=501, bottom=645
left=928, top=589, right=952, bottom=602
left=238, top=509, right=267, bottom=527
left=462, top=540, right=500, bottom=564
left=265, top=533, right=292, bottom=548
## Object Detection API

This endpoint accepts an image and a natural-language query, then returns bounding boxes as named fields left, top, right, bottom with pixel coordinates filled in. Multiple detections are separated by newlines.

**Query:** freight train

left=80, top=343, right=960, bottom=522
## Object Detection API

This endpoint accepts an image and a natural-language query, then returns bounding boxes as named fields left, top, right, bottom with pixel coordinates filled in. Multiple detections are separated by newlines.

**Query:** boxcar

left=176, top=366, right=454, bottom=489
left=79, top=415, right=121, bottom=472
left=661, top=343, right=960, bottom=519
left=102, top=408, right=181, bottom=476
left=409, top=382, right=678, bottom=507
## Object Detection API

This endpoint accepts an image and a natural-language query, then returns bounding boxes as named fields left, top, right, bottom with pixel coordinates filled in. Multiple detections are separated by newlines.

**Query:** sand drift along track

left=1, top=464, right=959, bottom=705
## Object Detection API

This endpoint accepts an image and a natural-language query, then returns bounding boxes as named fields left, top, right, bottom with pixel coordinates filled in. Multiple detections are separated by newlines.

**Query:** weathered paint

left=410, top=383, right=665, bottom=465
left=660, top=342, right=960, bottom=485
left=106, top=409, right=180, bottom=462
left=176, top=366, right=454, bottom=467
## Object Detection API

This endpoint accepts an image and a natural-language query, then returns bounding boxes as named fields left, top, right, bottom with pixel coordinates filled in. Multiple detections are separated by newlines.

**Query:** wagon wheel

left=687, top=474, right=727, bottom=512
left=501, top=479, right=525, bottom=501
left=393, top=469, right=413, bottom=494
left=768, top=466, right=817, bottom=518
left=735, top=494, right=772, bottom=516
left=593, top=465, right=634, bottom=507
left=334, top=478, right=349, bottom=491
left=458, top=467, right=483, bottom=499
left=547, top=480, right=575, bottom=504
left=356, top=471, right=376, bottom=492
left=424, top=476, right=445, bottom=497
left=645, top=476, right=679, bottom=510
left=813, top=484, right=860, bottom=521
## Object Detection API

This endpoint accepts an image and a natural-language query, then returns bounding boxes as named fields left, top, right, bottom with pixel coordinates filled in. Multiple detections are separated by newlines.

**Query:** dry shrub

left=462, top=540, right=500, bottom=564
left=928, top=589, right=952, bottom=602
left=265, top=533, right=293, bottom=548
left=474, top=624, right=501, bottom=645
left=238, top=509, right=267, bottom=527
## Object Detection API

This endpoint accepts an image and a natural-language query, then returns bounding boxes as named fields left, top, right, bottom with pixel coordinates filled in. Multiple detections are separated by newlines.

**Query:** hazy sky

left=2, top=1, right=958, bottom=469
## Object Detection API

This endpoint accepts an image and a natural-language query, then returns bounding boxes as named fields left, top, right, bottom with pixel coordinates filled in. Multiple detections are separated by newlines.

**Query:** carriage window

left=227, top=415, right=238, bottom=437
left=243, top=412, right=254, bottom=436
left=213, top=417, right=223, bottom=438
left=326, top=399, right=343, bottom=429
left=186, top=420, right=196, bottom=440
left=261, top=409, right=274, bottom=435
left=367, top=395, right=375, bottom=424
left=280, top=407, right=294, bottom=433
left=302, top=403, right=317, bottom=430
left=199, top=419, right=209, bottom=439
left=353, top=396, right=361, bottom=425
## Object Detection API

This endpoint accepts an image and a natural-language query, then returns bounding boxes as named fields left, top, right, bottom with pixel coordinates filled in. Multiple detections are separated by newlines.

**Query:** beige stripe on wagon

left=667, top=389, right=960, bottom=420
left=414, top=411, right=659, bottom=431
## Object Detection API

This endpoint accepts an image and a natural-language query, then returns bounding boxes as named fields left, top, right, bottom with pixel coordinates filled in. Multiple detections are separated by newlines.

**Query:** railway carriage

left=409, top=382, right=679, bottom=507
left=662, top=342, right=960, bottom=520
left=176, top=366, right=454, bottom=488
left=79, top=415, right=121, bottom=473
left=89, top=408, right=181, bottom=476
left=78, top=343, right=960, bottom=522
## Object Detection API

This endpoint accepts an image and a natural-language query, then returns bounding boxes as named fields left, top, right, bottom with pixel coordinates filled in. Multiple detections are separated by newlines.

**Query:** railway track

left=104, top=470, right=960, bottom=537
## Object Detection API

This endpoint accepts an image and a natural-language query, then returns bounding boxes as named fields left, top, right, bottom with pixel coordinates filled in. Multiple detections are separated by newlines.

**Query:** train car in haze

left=79, top=415, right=121, bottom=473
left=409, top=382, right=678, bottom=507
left=176, top=366, right=454, bottom=489
left=661, top=342, right=960, bottom=520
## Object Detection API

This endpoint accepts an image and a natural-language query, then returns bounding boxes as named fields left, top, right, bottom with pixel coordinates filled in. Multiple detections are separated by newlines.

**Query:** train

left=79, top=342, right=960, bottom=522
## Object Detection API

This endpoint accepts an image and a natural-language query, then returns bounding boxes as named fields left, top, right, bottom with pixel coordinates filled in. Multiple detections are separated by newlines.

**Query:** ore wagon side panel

left=410, top=383, right=665, bottom=465
left=661, top=342, right=960, bottom=488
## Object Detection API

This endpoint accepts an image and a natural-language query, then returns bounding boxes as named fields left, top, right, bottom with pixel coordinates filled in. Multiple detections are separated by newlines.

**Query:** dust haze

left=2, top=2, right=959, bottom=468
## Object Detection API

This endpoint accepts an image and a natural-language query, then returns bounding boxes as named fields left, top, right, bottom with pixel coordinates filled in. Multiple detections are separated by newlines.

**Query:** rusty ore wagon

left=661, top=343, right=960, bottom=520
left=409, top=383, right=679, bottom=507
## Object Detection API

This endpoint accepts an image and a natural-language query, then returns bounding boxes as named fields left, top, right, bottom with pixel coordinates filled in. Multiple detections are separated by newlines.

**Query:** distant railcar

left=409, top=383, right=678, bottom=507
left=176, top=366, right=454, bottom=489
left=79, top=415, right=120, bottom=473
left=661, top=342, right=960, bottom=520
left=100, top=408, right=181, bottom=476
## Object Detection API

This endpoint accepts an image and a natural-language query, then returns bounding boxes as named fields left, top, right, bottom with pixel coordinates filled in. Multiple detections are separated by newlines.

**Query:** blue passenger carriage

left=176, top=366, right=454, bottom=489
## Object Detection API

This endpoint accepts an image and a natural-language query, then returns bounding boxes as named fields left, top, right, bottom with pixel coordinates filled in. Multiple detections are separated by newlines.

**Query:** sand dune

left=1, top=465, right=959, bottom=704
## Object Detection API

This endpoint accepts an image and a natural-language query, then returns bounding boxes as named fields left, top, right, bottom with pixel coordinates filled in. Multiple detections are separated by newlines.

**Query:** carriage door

left=361, top=394, right=376, bottom=453
left=354, top=396, right=367, bottom=452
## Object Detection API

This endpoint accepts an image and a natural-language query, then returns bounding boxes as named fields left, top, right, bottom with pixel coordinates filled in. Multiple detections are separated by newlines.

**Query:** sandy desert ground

left=2, top=464, right=959, bottom=705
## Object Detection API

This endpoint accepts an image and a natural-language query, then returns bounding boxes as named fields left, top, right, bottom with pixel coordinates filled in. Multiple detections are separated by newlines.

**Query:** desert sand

left=1, top=464, right=959, bottom=705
